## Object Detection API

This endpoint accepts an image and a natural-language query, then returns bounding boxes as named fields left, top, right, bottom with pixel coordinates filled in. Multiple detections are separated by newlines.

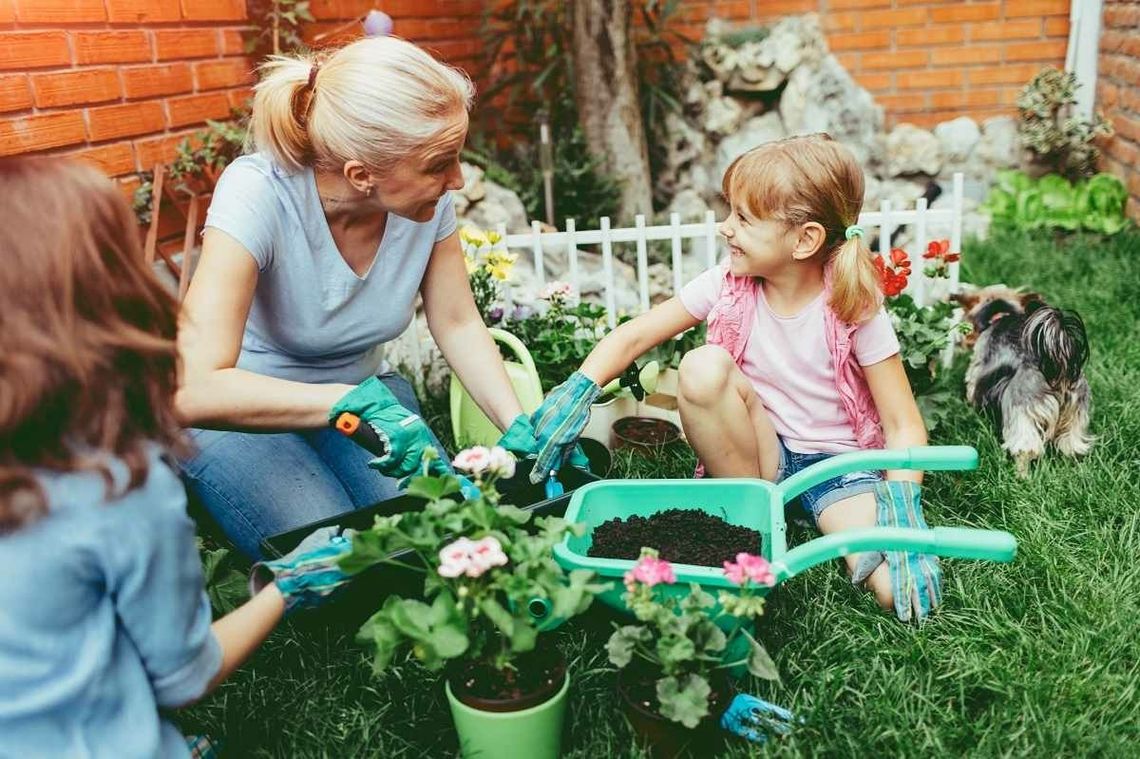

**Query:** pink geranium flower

left=467, top=536, right=509, bottom=576
left=487, top=446, right=516, bottom=479
left=624, top=554, right=676, bottom=589
left=452, top=446, right=492, bottom=475
left=438, top=537, right=477, bottom=578
left=722, top=552, right=775, bottom=587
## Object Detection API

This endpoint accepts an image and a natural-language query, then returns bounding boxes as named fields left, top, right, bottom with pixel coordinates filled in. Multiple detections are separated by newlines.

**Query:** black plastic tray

left=260, top=441, right=610, bottom=625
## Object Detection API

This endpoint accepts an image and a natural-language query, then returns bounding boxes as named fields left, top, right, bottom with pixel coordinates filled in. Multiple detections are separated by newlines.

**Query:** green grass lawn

left=180, top=228, right=1140, bottom=757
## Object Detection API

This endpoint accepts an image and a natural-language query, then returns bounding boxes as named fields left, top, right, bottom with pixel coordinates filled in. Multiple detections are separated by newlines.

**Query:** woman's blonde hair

left=250, top=36, right=475, bottom=173
left=0, top=158, right=185, bottom=532
left=722, top=133, right=881, bottom=324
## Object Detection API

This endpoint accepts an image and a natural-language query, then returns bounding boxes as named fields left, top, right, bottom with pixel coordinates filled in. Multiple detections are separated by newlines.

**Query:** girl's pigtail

left=828, top=230, right=883, bottom=324
left=249, top=54, right=318, bottom=172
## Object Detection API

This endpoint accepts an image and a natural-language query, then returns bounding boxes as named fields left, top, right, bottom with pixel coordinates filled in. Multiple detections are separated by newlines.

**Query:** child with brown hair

left=0, top=158, right=350, bottom=757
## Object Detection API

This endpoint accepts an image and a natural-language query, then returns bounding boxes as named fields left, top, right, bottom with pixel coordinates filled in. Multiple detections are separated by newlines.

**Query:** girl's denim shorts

left=775, top=438, right=882, bottom=524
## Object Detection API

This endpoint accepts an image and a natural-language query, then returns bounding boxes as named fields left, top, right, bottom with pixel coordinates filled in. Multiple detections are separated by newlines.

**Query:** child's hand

left=528, top=371, right=601, bottom=484
left=249, top=527, right=354, bottom=614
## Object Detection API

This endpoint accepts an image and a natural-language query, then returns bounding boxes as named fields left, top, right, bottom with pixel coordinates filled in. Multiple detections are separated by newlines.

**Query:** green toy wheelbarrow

left=552, top=445, right=1017, bottom=619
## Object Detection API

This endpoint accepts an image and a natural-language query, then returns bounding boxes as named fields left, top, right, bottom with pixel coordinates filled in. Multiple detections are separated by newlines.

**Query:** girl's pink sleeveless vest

left=703, top=265, right=885, bottom=461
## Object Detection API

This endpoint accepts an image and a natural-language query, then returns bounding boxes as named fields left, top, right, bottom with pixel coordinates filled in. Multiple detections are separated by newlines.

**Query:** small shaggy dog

left=954, top=285, right=1093, bottom=476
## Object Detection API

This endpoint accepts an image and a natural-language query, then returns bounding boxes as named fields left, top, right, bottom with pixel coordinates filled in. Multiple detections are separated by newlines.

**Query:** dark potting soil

left=587, top=508, right=762, bottom=566
left=448, top=642, right=565, bottom=706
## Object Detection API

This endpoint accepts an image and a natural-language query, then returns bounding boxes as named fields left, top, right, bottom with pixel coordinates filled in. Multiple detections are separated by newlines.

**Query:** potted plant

left=607, top=549, right=779, bottom=758
left=341, top=447, right=601, bottom=758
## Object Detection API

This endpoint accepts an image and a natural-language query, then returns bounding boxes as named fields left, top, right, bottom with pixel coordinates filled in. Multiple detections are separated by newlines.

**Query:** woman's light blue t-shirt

left=0, top=448, right=221, bottom=758
left=204, top=153, right=457, bottom=385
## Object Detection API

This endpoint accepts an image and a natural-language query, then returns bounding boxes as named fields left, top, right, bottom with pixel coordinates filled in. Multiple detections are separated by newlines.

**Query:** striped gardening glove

left=851, top=481, right=942, bottom=623
left=528, top=371, right=600, bottom=484
left=250, top=527, right=354, bottom=614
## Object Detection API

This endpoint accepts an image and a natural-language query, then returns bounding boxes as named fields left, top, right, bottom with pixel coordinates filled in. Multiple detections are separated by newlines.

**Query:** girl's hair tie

left=307, top=64, right=320, bottom=90
left=844, top=224, right=864, bottom=241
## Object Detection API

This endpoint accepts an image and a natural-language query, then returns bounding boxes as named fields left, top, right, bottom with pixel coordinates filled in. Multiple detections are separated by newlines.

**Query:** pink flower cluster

left=623, top=554, right=676, bottom=589
left=538, top=280, right=576, bottom=302
left=452, top=446, right=516, bottom=479
left=722, top=553, right=775, bottom=587
left=437, top=536, right=509, bottom=579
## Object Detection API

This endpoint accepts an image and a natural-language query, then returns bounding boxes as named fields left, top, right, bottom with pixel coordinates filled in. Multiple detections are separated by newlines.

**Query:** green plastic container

left=445, top=672, right=570, bottom=759
left=553, top=446, right=1018, bottom=616
left=450, top=328, right=545, bottom=449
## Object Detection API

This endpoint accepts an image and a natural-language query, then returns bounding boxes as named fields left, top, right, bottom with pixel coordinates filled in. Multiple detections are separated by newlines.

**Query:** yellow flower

left=484, top=249, right=517, bottom=281
left=459, top=227, right=489, bottom=249
left=464, top=255, right=479, bottom=275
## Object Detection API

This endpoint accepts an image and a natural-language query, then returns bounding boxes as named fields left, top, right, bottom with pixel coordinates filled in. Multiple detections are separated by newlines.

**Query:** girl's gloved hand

left=528, top=371, right=600, bottom=484
left=249, top=527, right=354, bottom=614
left=851, top=481, right=942, bottom=623
left=330, top=377, right=448, bottom=479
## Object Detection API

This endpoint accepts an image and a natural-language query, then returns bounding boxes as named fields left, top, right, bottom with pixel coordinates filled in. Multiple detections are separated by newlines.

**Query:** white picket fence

left=493, top=172, right=965, bottom=328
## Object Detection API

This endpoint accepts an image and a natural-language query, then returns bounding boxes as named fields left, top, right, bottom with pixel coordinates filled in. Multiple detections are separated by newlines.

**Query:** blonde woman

left=178, top=37, right=535, bottom=559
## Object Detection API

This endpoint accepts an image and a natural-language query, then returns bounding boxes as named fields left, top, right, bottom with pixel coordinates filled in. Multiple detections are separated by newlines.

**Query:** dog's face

left=952, top=284, right=1046, bottom=347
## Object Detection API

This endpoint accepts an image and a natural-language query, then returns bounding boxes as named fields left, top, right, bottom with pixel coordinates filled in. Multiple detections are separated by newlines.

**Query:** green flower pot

left=445, top=671, right=570, bottom=759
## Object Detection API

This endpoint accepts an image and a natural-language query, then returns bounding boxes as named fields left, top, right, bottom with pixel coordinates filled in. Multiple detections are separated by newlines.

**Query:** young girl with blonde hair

left=530, top=134, right=929, bottom=611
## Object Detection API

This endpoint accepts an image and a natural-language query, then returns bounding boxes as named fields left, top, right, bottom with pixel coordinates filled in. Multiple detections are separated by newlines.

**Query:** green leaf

left=607, top=625, right=651, bottom=668
left=405, top=475, right=460, bottom=502
left=656, top=673, right=711, bottom=728
left=655, top=633, right=697, bottom=666
left=744, top=629, right=780, bottom=681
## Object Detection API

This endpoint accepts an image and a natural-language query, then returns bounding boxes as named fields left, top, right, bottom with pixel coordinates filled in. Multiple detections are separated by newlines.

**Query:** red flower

left=890, top=247, right=910, bottom=267
left=923, top=239, right=959, bottom=263
left=873, top=252, right=910, bottom=297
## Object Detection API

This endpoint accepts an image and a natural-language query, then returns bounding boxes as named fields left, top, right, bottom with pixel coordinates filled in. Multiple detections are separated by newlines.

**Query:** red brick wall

left=0, top=0, right=483, bottom=198
left=1, top=0, right=1072, bottom=195
left=671, top=0, right=1071, bottom=129
left=1097, top=0, right=1140, bottom=220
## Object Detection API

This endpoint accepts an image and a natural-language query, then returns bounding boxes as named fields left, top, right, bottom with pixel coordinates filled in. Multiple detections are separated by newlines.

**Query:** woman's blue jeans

left=181, top=373, right=445, bottom=560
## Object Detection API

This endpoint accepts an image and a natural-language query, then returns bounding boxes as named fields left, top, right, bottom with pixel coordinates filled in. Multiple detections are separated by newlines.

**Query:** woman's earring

left=362, top=185, right=374, bottom=197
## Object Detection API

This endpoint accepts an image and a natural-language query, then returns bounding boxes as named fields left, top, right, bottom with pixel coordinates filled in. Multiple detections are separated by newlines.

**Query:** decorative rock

left=459, top=162, right=486, bottom=203
left=713, top=111, right=787, bottom=193
left=973, top=116, right=1021, bottom=174
left=727, top=15, right=827, bottom=93
left=779, top=54, right=883, bottom=167
left=703, top=96, right=745, bottom=136
left=886, top=123, right=943, bottom=177
left=934, top=117, right=981, bottom=164
left=458, top=179, right=529, bottom=235
left=665, top=188, right=711, bottom=222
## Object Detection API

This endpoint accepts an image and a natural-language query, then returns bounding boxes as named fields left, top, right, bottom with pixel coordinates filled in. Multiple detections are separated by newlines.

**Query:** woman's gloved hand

left=497, top=414, right=540, bottom=457
left=528, top=371, right=600, bottom=484
left=249, top=527, right=354, bottom=614
left=330, top=377, right=448, bottom=479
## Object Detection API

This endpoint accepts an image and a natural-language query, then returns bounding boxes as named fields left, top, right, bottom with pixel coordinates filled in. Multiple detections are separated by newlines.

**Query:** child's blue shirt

left=0, top=448, right=221, bottom=758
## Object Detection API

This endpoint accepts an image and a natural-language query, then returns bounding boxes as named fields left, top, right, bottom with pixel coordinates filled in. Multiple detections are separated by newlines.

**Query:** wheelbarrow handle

left=771, top=526, right=1017, bottom=584
left=775, top=446, right=978, bottom=506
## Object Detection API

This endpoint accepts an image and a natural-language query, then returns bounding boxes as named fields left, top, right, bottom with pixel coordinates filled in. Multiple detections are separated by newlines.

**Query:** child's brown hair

left=722, top=133, right=882, bottom=324
left=0, top=158, right=185, bottom=531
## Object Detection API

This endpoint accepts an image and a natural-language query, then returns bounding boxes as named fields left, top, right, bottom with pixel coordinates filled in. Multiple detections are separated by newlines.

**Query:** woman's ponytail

left=249, top=54, right=318, bottom=173
left=828, top=233, right=883, bottom=325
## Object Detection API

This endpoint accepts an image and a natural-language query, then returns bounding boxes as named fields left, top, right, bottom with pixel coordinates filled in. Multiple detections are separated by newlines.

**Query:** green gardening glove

left=498, top=414, right=540, bottom=457
left=250, top=527, right=354, bottom=614
left=529, top=371, right=600, bottom=484
left=330, top=377, right=448, bottom=480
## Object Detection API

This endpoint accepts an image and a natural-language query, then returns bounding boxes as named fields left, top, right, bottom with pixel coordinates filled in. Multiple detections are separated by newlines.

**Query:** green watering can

left=450, top=327, right=661, bottom=449
left=450, top=328, right=545, bottom=449
left=551, top=445, right=1017, bottom=622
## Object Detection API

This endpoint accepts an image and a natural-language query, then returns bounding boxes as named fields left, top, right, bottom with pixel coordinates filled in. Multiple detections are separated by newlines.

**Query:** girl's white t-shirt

left=680, top=265, right=900, bottom=454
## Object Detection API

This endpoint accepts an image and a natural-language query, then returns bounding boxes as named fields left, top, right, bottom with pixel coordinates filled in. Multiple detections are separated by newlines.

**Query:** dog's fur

left=954, top=285, right=1093, bottom=477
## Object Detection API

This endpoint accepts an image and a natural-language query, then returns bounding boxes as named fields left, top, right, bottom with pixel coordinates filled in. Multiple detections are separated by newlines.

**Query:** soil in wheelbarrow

left=587, top=509, right=762, bottom=566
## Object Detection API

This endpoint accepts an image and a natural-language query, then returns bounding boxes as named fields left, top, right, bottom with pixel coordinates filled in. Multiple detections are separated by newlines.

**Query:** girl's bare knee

left=678, top=345, right=736, bottom=406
